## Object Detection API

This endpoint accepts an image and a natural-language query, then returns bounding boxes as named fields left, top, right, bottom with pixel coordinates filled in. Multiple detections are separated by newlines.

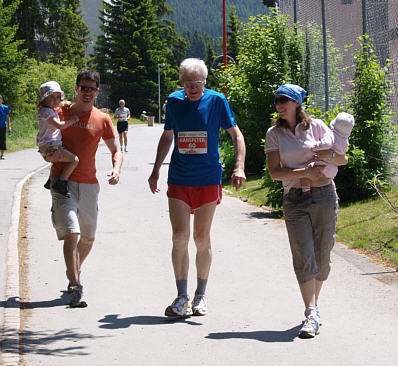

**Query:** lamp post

left=158, top=63, right=165, bottom=124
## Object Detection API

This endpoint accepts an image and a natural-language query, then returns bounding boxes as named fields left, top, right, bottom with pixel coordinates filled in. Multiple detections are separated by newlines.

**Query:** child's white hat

left=331, top=112, right=355, bottom=138
left=39, top=81, right=65, bottom=103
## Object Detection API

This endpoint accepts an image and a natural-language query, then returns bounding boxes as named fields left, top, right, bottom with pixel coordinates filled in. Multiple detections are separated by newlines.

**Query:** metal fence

left=275, top=0, right=398, bottom=123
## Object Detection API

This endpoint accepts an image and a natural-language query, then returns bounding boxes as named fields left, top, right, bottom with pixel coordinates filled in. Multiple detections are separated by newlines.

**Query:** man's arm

left=148, top=130, right=174, bottom=193
left=104, top=137, right=123, bottom=185
left=226, top=125, right=246, bottom=190
left=6, top=114, right=11, bottom=132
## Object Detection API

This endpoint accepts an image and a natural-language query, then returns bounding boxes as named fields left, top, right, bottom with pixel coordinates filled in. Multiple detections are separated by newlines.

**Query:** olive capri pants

left=283, top=183, right=338, bottom=284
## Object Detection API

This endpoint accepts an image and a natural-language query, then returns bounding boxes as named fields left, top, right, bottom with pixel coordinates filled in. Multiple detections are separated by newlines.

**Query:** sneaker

left=192, top=294, right=208, bottom=316
left=70, top=285, right=87, bottom=308
left=44, top=177, right=51, bottom=190
left=164, top=295, right=192, bottom=317
left=51, top=179, right=70, bottom=198
left=120, top=146, right=124, bottom=152
left=124, top=146, right=128, bottom=152
left=298, top=315, right=320, bottom=338
left=316, top=305, right=322, bottom=326
left=0, top=154, right=5, bottom=160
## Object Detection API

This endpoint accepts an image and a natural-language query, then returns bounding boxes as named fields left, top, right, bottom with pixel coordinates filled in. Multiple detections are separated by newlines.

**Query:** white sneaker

left=165, top=295, right=192, bottom=317
left=120, top=146, right=124, bottom=152
left=192, top=294, right=208, bottom=316
left=0, top=154, right=5, bottom=160
left=124, top=146, right=128, bottom=152
left=298, top=315, right=320, bottom=338
left=70, top=285, right=87, bottom=308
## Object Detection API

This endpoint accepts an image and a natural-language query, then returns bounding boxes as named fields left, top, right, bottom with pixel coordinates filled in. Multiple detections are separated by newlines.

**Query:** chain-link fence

left=275, top=0, right=397, bottom=124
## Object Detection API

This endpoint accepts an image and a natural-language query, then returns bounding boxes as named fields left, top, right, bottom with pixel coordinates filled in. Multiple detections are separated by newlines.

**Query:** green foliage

left=166, top=0, right=265, bottom=38
left=0, top=0, right=26, bottom=109
left=220, top=11, right=304, bottom=176
left=261, top=167, right=284, bottom=209
left=227, top=5, right=241, bottom=62
left=94, top=0, right=184, bottom=115
left=6, top=0, right=90, bottom=68
left=18, top=59, right=78, bottom=112
left=303, top=22, right=344, bottom=111
left=44, top=0, right=91, bottom=69
left=335, top=36, right=396, bottom=201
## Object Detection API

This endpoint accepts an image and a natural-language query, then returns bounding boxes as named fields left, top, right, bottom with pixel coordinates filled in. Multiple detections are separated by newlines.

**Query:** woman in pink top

left=265, top=84, right=348, bottom=339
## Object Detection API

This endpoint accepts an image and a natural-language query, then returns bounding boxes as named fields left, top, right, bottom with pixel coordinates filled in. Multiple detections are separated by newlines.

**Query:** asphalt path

left=1, top=124, right=398, bottom=365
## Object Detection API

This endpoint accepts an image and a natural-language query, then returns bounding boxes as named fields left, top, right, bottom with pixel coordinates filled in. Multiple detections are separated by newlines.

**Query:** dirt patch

left=18, top=180, right=33, bottom=365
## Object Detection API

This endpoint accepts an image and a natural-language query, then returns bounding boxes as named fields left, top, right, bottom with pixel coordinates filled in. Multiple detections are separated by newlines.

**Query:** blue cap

left=275, top=84, right=307, bottom=106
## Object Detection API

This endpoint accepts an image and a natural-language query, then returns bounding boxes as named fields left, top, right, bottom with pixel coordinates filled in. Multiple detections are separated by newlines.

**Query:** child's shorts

left=167, top=184, right=222, bottom=214
left=38, top=141, right=62, bottom=158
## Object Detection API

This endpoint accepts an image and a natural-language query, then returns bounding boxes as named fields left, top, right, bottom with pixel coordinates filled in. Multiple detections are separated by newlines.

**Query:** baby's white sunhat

left=331, top=112, right=355, bottom=138
left=39, top=81, right=65, bottom=103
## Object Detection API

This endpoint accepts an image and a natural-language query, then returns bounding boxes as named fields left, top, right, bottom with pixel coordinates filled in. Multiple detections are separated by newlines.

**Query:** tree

left=43, top=0, right=91, bottom=69
left=94, top=0, right=185, bottom=115
left=5, top=0, right=90, bottom=68
left=0, top=0, right=26, bottom=109
left=227, top=5, right=240, bottom=62
left=220, top=11, right=304, bottom=176
left=335, top=36, right=397, bottom=201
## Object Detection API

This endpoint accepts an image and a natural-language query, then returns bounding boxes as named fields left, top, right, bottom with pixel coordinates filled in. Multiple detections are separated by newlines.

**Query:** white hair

left=179, top=58, right=208, bottom=83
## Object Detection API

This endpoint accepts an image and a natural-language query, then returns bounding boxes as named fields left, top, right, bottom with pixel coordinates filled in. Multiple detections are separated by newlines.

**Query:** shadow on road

left=98, top=314, right=202, bottom=329
left=1, top=327, right=107, bottom=357
left=0, top=292, right=70, bottom=310
left=205, top=324, right=302, bottom=343
left=245, top=211, right=282, bottom=219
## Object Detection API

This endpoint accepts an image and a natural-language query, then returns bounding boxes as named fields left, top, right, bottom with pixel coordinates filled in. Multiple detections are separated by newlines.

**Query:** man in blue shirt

left=0, top=94, right=12, bottom=159
left=148, top=58, right=246, bottom=317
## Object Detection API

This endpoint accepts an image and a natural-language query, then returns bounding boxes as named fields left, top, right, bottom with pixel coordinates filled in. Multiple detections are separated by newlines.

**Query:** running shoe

left=70, top=285, right=87, bottom=308
left=316, top=305, right=322, bottom=326
left=44, top=177, right=51, bottom=190
left=124, top=146, right=128, bottom=152
left=164, top=295, right=192, bottom=317
left=298, top=315, right=320, bottom=338
left=192, top=294, right=208, bottom=316
left=0, top=154, right=5, bottom=160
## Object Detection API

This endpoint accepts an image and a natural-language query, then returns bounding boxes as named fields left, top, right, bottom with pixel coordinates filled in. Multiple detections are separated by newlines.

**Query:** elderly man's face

left=183, top=72, right=205, bottom=101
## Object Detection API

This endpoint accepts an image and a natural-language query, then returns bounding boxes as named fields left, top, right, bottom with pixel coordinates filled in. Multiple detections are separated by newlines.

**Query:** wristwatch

left=331, top=150, right=336, bottom=159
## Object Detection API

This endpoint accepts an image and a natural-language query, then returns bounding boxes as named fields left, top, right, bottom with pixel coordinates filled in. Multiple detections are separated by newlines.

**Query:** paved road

left=1, top=124, right=398, bottom=366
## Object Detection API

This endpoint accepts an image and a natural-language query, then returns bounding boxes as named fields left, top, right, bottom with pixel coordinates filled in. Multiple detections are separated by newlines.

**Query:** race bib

left=177, top=131, right=208, bottom=154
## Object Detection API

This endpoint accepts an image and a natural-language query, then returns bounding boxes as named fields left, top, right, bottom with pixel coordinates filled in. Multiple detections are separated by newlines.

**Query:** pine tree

left=94, top=0, right=185, bottom=114
left=0, top=0, right=26, bottom=109
left=5, top=0, right=90, bottom=68
left=227, top=5, right=240, bottom=62
left=44, top=0, right=91, bottom=69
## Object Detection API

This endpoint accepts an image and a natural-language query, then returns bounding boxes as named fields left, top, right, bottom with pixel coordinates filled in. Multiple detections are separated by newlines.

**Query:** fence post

left=362, top=0, right=367, bottom=35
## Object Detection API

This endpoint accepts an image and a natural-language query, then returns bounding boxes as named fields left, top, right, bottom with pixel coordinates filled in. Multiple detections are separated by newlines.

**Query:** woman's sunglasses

left=274, top=96, right=291, bottom=105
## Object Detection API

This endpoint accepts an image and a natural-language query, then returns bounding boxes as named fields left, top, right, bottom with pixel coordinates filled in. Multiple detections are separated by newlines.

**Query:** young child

left=301, top=112, right=355, bottom=197
left=37, top=81, right=79, bottom=197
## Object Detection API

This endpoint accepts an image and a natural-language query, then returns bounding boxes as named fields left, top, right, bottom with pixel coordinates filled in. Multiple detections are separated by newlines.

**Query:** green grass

left=224, top=176, right=398, bottom=268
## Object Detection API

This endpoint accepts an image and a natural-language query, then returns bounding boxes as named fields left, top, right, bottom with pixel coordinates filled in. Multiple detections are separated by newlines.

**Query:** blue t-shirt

left=165, top=88, right=236, bottom=186
left=0, top=104, right=10, bottom=128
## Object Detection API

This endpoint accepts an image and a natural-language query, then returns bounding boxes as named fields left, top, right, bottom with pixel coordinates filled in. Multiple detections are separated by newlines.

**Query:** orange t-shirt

left=51, top=106, right=117, bottom=184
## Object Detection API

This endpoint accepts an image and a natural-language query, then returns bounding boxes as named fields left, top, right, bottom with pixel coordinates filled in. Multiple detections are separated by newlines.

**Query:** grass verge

left=223, top=176, right=398, bottom=268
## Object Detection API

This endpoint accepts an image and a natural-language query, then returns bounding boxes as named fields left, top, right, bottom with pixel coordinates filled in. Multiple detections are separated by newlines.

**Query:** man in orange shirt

left=47, top=70, right=123, bottom=307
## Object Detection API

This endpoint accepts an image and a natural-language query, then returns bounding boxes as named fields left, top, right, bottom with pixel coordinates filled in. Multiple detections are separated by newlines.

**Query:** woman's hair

left=179, top=58, right=208, bottom=83
left=273, top=106, right=312, bottom=130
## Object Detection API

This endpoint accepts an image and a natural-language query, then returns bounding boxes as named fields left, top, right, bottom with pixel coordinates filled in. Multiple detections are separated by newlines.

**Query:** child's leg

left=45, top=148, right=79, bottom=180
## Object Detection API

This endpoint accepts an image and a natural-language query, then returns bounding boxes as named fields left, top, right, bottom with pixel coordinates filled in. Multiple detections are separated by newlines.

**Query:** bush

left=335, top=36, right=397, bottom=201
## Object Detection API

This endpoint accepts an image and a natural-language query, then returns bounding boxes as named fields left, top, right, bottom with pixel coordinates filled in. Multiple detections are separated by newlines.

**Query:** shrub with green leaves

left=219, top=11, right=304, bottom=177
left=335, top=36, right=397, bottom=201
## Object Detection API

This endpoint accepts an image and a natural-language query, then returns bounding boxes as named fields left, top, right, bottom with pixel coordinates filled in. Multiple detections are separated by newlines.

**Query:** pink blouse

left=264, top=118, right=333, bottom=193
